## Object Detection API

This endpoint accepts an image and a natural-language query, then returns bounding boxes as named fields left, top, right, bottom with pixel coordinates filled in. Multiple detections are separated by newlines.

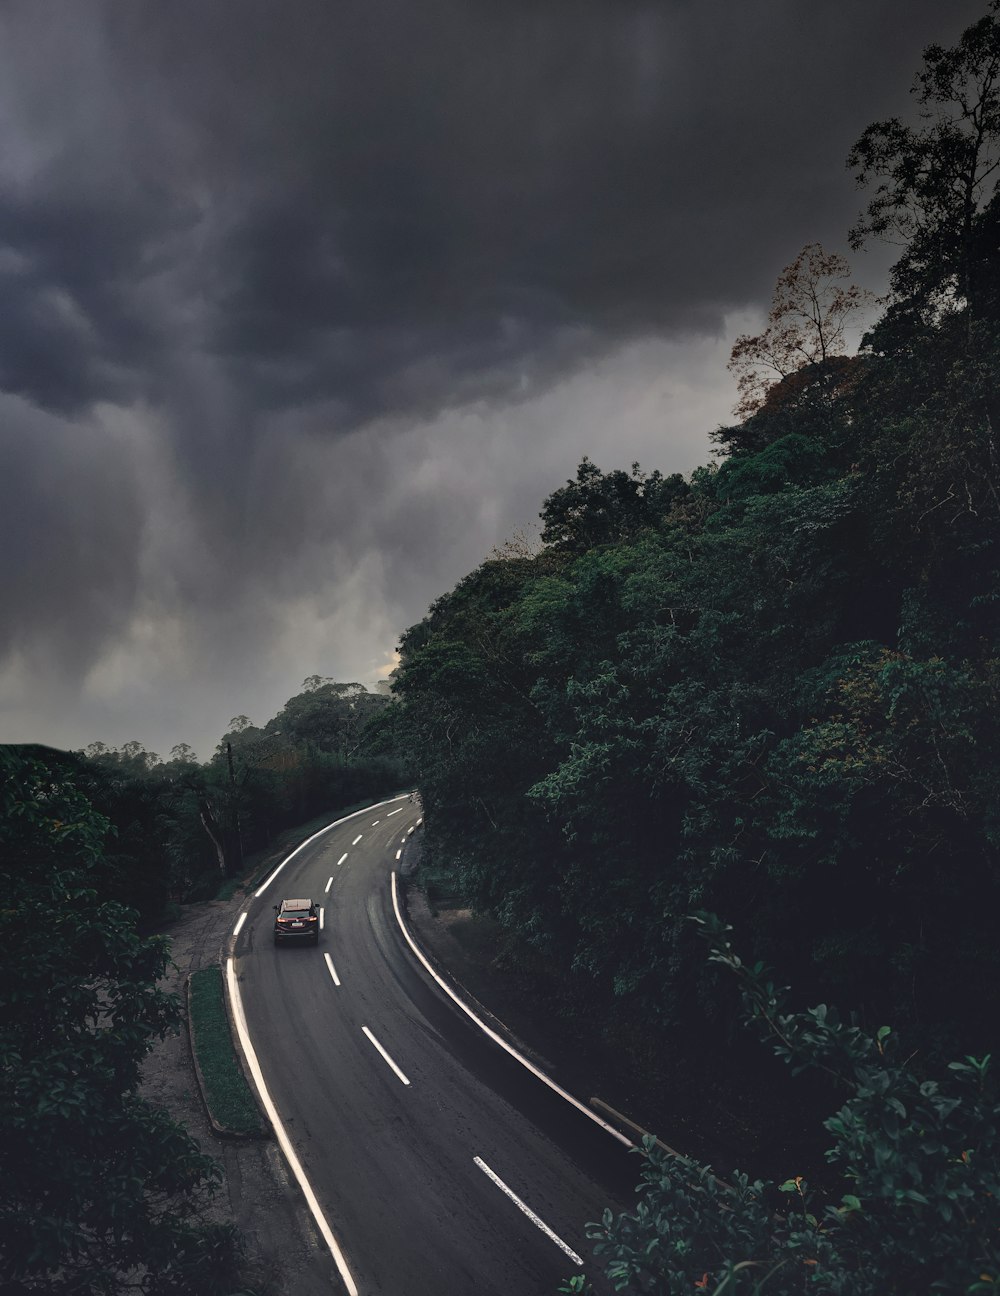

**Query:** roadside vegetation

left=189, top=968, right=265, bottom=1137
left=388, top=8, right=1000, bottom=1290
left=0, top=748, right=244, bottom=1294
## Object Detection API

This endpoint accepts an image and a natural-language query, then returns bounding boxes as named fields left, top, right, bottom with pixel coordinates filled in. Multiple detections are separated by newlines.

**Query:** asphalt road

left=232, top=796, right=637, bottom=1296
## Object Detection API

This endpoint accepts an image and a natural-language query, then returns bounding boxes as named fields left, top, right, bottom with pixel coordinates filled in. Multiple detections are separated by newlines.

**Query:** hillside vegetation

left=389, top=9, right=1000, bottom=1291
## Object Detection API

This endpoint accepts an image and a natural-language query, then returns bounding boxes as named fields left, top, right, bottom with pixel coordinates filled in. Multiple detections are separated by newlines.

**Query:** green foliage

left=392, top=4, right=1000, bottom=1066
left=578, top=915, right=1000, bottom=1294
left=0, top=746, right=241, bottom=1294
left=541, top=457, right=688, bottom=554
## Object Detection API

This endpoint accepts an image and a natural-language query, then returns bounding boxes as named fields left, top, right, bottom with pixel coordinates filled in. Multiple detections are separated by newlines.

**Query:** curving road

left=231, top=796, right=636, bottom=1295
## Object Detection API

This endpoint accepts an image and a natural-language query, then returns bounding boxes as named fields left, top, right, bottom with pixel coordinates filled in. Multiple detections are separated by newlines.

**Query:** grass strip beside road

left=189, top=967, right=265, bottom=1137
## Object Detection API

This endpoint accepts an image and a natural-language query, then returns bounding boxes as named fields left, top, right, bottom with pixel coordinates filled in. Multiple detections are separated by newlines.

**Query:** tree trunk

left=198, top=800, right=228, bottom=876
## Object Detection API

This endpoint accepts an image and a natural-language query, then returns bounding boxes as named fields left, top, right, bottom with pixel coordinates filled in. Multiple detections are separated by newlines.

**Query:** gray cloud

left=0, top=0, right=989, bottom=755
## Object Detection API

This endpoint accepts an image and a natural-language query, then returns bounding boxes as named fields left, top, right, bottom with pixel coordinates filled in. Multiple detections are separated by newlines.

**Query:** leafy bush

left=571, top=914, right=999, bottom=1295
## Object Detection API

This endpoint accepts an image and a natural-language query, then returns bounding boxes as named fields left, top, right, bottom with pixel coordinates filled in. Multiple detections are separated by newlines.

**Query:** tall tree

left=727, top=243, right=873, bottom=423
left=848, top=2, right=1000, bottom=326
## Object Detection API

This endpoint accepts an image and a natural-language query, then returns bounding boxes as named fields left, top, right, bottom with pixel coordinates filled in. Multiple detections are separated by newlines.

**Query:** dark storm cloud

left=0, top=0, right=992, bottom=755
left=0, top=395, right=143, bottom=668
left=1, top=0, right=986, bottom=426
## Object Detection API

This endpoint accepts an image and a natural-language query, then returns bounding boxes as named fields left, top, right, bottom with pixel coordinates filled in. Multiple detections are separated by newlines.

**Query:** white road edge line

left=324, top=951, right=341, bottom=987
left=390, top=872, right=633, bottom=1149
left=319, top=906, right=325, bottom=930
left=324, top=876, right=333, bottom=893
left=361, top=1026, right=410, bottom=1085
left=387, top=808, right=403, bottom=816
left=337, top=853, right=348, bottom=867
left=253, top=793, right=409, bottom=898
left=473, top=1156, right=584, bottom=1266
left=226, top=959, right=358, bottom=1295
left=352, top=834, right=363, bottom=845
left=232, top=912, right=247, bottom=937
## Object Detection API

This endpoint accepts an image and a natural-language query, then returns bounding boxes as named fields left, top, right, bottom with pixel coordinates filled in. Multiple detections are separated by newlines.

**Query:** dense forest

left=388, top=10, right=1000, bottom=1292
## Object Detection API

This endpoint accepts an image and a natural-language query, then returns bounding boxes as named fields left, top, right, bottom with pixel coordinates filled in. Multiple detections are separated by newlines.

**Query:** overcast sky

left=1, top=0, right=989, bottom=760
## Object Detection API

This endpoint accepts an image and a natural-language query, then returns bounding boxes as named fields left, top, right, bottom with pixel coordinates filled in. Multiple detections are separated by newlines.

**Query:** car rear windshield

left=282, top=900, right=311, bottom=910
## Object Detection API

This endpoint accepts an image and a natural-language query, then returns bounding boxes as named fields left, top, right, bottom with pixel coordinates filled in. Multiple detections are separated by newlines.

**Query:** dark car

left=273, top=897, right=319, bottom=945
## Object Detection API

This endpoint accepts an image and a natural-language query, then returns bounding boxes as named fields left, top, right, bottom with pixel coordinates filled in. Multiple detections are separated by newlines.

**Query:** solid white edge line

left=352, top=834, right=363, bottom=845
left=390, top=872, right=633, bottom=1149
left=226, top=959, right=358, bottom=1295
left=253, top=792, right=409, bottom=898
left=319, top=906, right=325, bottom=930
left=474, top=1156, right=584, bottom=1266
left=232, top=912, right=247, bottom=937
left=337, top=853, right=348, bottom=867
left=324, top=951, right=341, bottom=987
left=324, top=876, right=333, bottom=894
left=361, top=1025, right=410, bottom=1085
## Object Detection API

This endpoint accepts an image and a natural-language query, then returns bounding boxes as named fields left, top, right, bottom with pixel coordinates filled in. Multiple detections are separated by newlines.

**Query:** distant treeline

left=44, top=677, right=410, bottom=924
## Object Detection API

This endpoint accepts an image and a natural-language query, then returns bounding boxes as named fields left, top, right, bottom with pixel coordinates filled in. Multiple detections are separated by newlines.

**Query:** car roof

left=281, top=898, right=312, bottom=909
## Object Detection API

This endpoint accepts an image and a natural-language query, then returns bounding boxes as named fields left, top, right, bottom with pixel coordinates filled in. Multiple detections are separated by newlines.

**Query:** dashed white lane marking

left=407, top=826, right=415, bottom=835
left=416, top=817, right=423, bottom=826
left=324, top=876, right=333, bottom=894
left=473, top=1157, right=583, bottom=1265
left=371, top=819, right=380, bottom=825
left=395, top=849, right=402, bottom=860
left=233, top=912, right=247, bottom=937
left=390, top=872, right=632, bottom=1149
left=387, top=807, right=403, bottom=816
left=226, top=959, right=358, bottom=1295
left=362, top=1026, right=410, bottom=1085
left=319, top=906, right=325, bottom=930
left=324, top=952, right=341, bottom=987
left=337, top=853, right=348, bottom=867
left=352, top=834, right=363, bottom=845
left=253, top=793, right=409, bottom=898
